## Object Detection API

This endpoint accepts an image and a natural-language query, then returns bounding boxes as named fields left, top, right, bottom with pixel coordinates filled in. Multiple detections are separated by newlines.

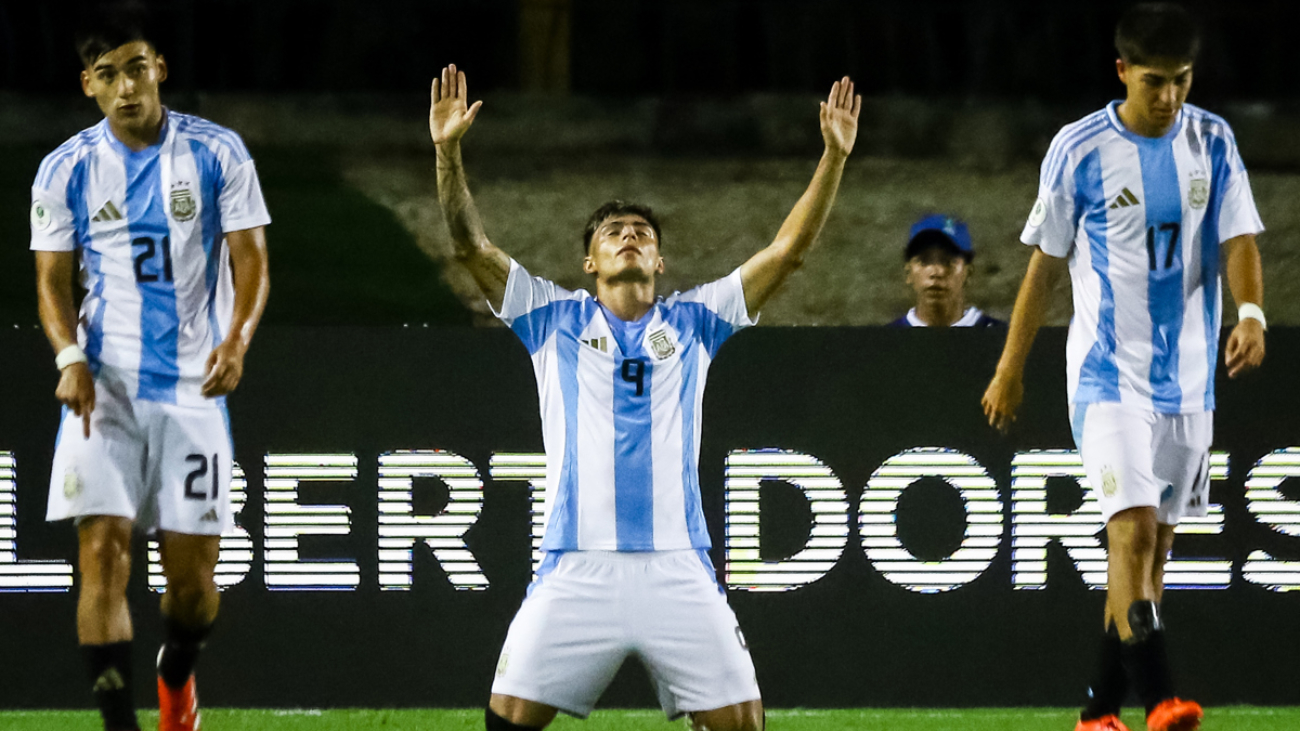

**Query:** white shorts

left=46, top=369, right=234, bottom=535
left=491, top=549, right=761, bottom=720
left=1071, top=401, right=1213, bottom=525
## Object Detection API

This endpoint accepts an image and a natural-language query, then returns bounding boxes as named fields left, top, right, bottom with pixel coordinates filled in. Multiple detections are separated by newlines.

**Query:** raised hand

left=820, top=76, right=861, bottom=157
left=430, top=64, right=483, bottom=146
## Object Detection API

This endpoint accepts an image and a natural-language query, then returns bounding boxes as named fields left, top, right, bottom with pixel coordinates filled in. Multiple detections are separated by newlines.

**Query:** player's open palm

left=820, top=76, right=861, bottom=156
left=430, top=64, right=483, bottom=145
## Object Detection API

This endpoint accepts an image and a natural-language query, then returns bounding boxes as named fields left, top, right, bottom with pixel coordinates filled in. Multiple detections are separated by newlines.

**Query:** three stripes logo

left=581, top=336, right=608, bottom=353
left=91, top=200, right=123, bottom=222
left=1108, top=188, right=1141, bottom=210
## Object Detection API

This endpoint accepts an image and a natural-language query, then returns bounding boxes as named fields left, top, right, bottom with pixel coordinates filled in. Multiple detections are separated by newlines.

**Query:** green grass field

left=3, top=707, right=1299, bottom=731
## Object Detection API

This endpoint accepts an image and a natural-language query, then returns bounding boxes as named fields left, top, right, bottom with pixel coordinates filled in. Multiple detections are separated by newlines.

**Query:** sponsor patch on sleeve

left=1027, top=197, right=1047, bottom=228
left=30, top=200, right=53, bottom=232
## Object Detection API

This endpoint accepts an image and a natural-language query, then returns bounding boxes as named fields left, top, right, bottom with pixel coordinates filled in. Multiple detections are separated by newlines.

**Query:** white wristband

left=1238, top=303, right=1267, bottom=330
left=55, top=344, right=87, bottom=370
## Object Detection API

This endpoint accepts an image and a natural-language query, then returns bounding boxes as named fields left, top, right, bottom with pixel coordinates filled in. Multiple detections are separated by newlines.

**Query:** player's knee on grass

left=485, top=706, right=545, bottom=731
left=1126, top=600, right=1163, bottom=643
left=689, top=702, right=764, bottom=731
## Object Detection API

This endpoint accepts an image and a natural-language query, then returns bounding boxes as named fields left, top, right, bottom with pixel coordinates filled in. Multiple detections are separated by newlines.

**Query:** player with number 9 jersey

left=430, top=63, right=861, bottom=730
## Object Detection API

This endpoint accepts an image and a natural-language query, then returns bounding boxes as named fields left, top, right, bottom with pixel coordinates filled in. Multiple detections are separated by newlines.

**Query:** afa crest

left=170, top=184, right=197, bottom=222
left=1101, top=466, right=1119, bottom=497
left=648, top=329, right=676, bottom=360
left=1188, top=176, right=1209, bottom=210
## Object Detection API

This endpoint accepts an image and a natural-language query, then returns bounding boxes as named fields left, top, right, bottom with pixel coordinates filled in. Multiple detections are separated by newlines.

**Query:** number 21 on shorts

left=184, top=453, right=220, bottom=500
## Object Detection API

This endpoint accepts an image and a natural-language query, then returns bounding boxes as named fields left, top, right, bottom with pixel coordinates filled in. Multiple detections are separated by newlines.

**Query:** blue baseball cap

left=906, top=214, right=973, bottom=260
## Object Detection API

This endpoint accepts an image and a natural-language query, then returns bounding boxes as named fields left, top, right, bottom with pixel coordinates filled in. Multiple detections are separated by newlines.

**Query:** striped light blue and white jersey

left=30, top=111, right=271, bottom=407
left=496, top=259, right=755, bottom=552
left=1021, top=101, right=1263, bottom=414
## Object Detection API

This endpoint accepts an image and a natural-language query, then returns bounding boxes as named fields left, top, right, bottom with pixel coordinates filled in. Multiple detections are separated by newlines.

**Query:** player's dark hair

left=1115, top=2, right=1200, bottom=65
left=75, top=1, right=156, bottom=68
left=583, top=200, right=663, bottom=254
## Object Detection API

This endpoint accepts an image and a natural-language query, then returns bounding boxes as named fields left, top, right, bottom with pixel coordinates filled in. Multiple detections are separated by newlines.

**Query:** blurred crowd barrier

left=3, top=92, right=1299, bottom=170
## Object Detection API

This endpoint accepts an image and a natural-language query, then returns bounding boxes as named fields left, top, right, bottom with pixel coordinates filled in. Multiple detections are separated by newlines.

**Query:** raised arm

left=202, top=225, right=270, bottom=397
left=1223, top=233, right=1265, bottom=378
left=738, top=77, right=861, bottom=319
left=430, top=64, right=510, bottom=311
left=36, top=250, right=94, bottom=437
left=982, top=246, right=1067, bottom=432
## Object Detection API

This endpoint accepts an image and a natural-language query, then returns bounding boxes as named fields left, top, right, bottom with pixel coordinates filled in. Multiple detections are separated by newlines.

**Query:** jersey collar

left=1105, top=99, right=1184, bottom=146
left=102, top=106, right=172, bottom=157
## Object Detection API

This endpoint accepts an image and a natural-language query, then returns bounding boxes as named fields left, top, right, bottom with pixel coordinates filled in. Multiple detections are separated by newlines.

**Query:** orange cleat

left=1146, top=698, right=1203, bottom=731
left=157, top=675, right=201, bottom=731
left=1075, top=714, right=1130, bottom=731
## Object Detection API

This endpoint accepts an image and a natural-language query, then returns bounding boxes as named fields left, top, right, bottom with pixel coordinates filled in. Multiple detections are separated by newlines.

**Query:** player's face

left=81, top=41, right=168, bottom=134
left=584, top=214, right=664, bottom=284
left=1116, top=58, right=1193, bottom=135
left=905, top=246, right=968, bottom=306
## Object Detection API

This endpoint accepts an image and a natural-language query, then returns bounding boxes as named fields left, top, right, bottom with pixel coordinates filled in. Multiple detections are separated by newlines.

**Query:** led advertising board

left=2, top=328, right=1297, bottom=708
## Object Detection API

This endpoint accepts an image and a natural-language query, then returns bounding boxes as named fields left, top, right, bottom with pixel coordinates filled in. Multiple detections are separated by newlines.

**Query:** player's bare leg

left=1105, top=507, right=1160, bottom=640
left=156, top=532, right=221, bottom=731
left=1103, top=508, right=1200, bottom=730
left=1151, top=523, right=1177, bottom=606
left=79, top=516, right=135, bottom=644
left=78, top=516, right=139, bottom=731
left=689, top=699, right=764, bottom=731
left=487, top=693, right=558, bottom=729
left=1143, top=523, right=1202, bottom=730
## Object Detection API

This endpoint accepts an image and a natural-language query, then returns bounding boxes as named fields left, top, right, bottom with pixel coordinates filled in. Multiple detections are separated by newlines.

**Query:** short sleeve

left=1020, top=130, right=1081, bottom=259
left=29, top=185, right=77, bottom=252
left=1210, top=130, right=1264, bottom=243
left=670, top=267, right=755, bottom=331
left=492, top=259, right=582, bottom=325
left=217, top=135, right=271, bottom=233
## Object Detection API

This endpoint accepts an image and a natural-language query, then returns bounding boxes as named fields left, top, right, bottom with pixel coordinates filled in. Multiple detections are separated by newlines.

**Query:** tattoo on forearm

left=436, top=149, right=489, bottom=259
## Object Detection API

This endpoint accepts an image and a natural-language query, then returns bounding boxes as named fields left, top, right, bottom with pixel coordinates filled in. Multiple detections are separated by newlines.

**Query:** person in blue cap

left=890, top=214, right=1004, bottom=327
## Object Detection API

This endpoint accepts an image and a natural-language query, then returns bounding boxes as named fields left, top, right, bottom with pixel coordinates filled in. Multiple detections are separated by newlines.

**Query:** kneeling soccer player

left=983, top=4, right=1265, bottom=731
left=32, top=5, right=270, bottom=730
left=428, top=64, right=860, bottom=730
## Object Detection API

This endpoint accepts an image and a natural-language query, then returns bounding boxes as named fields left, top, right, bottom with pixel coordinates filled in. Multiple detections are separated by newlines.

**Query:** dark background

left=1, top=0, right=1296, bottom=101
left=2, top=327, right=1298, bottom=709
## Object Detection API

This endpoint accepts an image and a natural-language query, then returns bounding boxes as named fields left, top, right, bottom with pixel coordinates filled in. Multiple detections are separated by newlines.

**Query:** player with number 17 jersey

left=1022, top=100, right=1262, bottom=415
left=986, top=6, right=1268, bottom=729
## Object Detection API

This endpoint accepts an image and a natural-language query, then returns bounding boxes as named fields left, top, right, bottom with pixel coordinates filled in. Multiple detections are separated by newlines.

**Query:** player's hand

left=430, top=64, right=483, bottom=146
left=202, top=339, right=247, bottom=397
left=820, top=76, right=861, bottom=157
left=55, top=362, right=95, bottom=438
left=982, top=369, right=1024, bottom=434
left=1225, top=318, right=1265, bottom=378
